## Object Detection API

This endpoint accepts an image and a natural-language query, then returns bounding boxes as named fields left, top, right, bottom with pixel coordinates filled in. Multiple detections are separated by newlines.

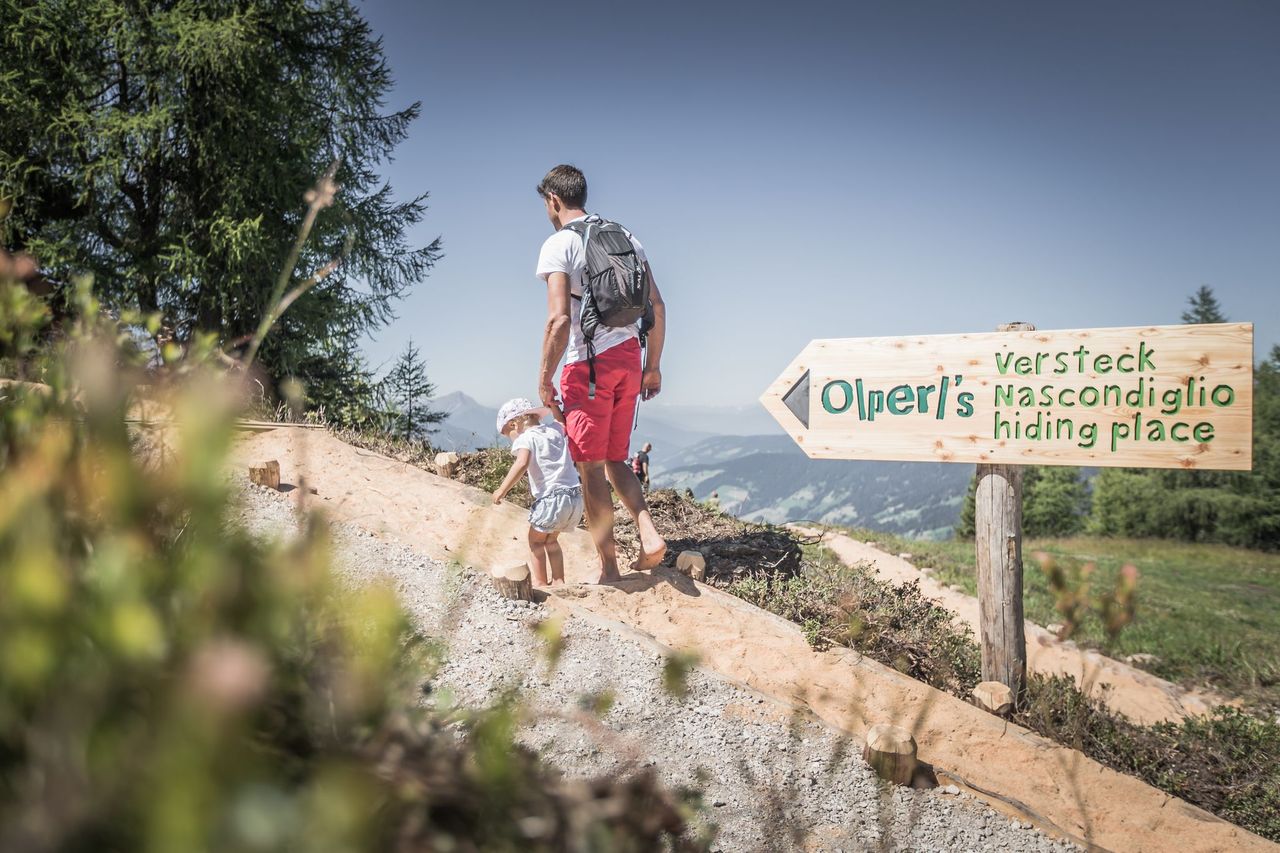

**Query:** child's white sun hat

left=496, top=397, right=550, bottom=434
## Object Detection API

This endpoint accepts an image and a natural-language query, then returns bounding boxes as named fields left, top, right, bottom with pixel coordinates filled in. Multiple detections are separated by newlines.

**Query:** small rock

left=1124, top=652, right=1161, bottom=666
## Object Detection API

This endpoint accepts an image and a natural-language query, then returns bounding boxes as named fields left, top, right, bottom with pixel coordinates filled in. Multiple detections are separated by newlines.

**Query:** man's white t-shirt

left=512, top=422, right=579, bottom=499
left=536, top=214, right=647, bottom=364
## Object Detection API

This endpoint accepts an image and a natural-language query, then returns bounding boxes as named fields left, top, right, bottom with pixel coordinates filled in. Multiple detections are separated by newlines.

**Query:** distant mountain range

left=430, top=391, right=504, bottom=451
left=651, top=434, right=973, bottom=540
left=431, top=394, right=972, bottom=539
left=428, top=391, right=721, bottom=454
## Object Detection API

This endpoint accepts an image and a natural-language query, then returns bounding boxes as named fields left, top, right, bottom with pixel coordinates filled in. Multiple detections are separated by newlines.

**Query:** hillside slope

left=227, top=425, right=1277, bottom=853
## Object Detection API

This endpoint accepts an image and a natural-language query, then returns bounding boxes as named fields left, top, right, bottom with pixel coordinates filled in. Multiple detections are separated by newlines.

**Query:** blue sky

left=356, top=0, right=1279, bottom=410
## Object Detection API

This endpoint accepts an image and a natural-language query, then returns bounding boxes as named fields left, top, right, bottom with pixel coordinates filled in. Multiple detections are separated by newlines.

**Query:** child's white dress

left=512, top=422, right=584, bottom=533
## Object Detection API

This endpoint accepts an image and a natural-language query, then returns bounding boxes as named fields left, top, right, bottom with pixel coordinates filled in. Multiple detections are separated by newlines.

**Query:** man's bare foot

left=592, top=562, right=622, bottom=584
left=633, top=533, right=667, bottom=571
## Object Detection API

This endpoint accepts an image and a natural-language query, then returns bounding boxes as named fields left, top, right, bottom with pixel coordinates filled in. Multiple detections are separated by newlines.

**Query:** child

left=492, top=397, right=584, bottom=587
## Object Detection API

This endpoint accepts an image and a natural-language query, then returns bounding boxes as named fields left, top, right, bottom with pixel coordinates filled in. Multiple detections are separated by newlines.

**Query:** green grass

left=837, top=528, right=1280, bottom=712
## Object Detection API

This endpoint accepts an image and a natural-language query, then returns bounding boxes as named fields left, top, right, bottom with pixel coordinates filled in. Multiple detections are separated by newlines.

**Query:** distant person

left=492, top=397, right=584, bottom=587
left=632, top=442, right=652, bottom=491
left=534, top=164, right=667, bottom=582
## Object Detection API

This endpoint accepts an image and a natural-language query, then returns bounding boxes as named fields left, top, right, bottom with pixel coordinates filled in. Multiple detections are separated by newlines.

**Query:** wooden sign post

left=974, top=321, right=1034, bottom=696
left=762, top=321, right=1254, bottom=703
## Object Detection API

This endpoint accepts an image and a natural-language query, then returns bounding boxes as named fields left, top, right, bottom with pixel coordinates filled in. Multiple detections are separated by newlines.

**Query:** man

left=535, top=165, right=667, bottom=582
left=632, top=442, right=652, bottom=492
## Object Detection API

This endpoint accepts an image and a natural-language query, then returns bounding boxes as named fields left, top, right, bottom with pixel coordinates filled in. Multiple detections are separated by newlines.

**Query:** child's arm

left=547, top=400, right=566, bottom=426
left=493, top=448, right=531, bottom=504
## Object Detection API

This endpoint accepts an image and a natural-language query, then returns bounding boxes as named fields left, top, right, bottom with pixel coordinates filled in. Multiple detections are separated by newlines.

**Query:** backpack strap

left=586, top=341, right=597, bottom=400
left=559, top=217, right=597, bottom=302
left=560, top=215, right=607, bottom=399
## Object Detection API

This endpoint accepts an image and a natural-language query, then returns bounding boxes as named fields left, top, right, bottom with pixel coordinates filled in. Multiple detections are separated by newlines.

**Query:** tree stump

left=862, top=723, right=917, bottom=786
left=491, top=563, right=533, bottom=602
left=248, top=460, right=281, bottom=490
left=972, top=680, right=1014, bottom=716
left=675, top=550, right=706, bottom=581
left=434, top=452, right=459, bottom=477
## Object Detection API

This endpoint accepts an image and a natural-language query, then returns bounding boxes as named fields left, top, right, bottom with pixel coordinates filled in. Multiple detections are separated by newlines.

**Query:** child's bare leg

left=544, top=533, right=565, bottom=584
left=527, top=527, right=551, bottom=587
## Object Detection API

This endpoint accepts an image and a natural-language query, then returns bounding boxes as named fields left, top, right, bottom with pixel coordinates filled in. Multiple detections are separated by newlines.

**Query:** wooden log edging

left=248, top=460, right=281, bottom=489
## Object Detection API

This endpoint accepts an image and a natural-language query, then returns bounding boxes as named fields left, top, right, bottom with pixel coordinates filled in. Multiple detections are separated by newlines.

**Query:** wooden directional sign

left=762, top=323, right=1253, bottom=470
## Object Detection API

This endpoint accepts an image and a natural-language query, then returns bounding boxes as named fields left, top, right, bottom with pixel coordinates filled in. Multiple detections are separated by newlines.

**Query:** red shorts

left=561, top=338, right=641, bottom=463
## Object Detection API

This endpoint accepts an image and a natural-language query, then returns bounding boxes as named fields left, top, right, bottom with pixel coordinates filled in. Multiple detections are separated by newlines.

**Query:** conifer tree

left=384, top=339, right=443, bottom=441
left=1181, top=286, right=1228, bottom=324
left=0, top=0, right=440, bottom=419
left=956, top=467, right=1089, bottom=539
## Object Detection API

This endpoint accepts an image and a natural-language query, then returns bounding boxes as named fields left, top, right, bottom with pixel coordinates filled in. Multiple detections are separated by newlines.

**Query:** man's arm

left=539, top=272, right=572, bottom=406
left=641, top=264, right=666, bottom=400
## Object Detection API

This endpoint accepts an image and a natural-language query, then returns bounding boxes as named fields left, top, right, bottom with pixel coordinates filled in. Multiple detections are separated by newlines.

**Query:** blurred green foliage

left=0, top=277, right=703, bottom=852
left=1033, top=552, right=1138, bottom=647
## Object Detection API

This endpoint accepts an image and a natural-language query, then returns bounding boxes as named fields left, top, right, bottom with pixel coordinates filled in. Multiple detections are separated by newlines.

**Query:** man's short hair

left=537, top=165, right=588, bottom=208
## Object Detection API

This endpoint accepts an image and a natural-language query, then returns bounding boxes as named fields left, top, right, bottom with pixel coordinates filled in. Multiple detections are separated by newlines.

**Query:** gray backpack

left=561, top=215, right=654, bottom=397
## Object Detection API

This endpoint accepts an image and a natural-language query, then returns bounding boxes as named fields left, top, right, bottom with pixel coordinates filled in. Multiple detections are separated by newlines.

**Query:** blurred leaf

left=663, top=650, right=700, bottom=698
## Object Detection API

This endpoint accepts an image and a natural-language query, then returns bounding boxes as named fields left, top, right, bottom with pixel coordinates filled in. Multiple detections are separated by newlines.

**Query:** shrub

left=730, top=547, right=981, bottom=696
left=1017, top=678, right=1280, bottom=842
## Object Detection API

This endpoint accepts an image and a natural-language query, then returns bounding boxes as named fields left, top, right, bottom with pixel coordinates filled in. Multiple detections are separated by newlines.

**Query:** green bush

left=0, top=280, right=702, bottom=852
left=454, top=447, right=533, bottom=508
left=1017, top=678, right=1280, bottom=842
left=730, top=546, right=981, bottom=696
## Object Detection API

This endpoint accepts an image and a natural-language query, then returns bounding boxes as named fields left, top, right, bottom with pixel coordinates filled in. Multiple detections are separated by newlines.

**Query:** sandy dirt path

left=790, top=526, right=1238, bottom=725
left=230, top=427, right=1276, bottom=853
left=234, top=487, right=1078, bottom=852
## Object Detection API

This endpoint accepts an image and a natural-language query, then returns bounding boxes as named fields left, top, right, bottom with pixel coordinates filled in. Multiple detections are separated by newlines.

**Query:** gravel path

left=235, top=483, right=1078, bottom=853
